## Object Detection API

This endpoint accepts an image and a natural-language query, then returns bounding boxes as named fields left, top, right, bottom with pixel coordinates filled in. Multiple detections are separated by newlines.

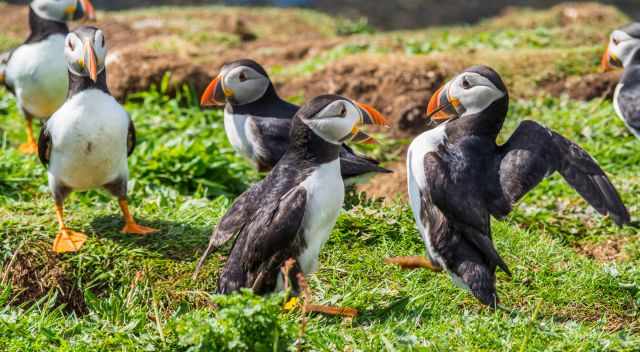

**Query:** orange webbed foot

left=121, top=222, right=158, bottom=236
left=19, top=141, right=38, bottom=155
left=52, top=228, right=88, bottom=253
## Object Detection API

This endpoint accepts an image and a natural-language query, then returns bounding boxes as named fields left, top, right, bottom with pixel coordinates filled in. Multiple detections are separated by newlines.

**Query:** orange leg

left=384, top=256, right=443, bottom=272
left=52, top=203, right=87, bottom=253
left=118, top=198, right=158, bottom=235
left=19, top=117, right=38, bottom=154
left=295, top=272, right=358, bottom=318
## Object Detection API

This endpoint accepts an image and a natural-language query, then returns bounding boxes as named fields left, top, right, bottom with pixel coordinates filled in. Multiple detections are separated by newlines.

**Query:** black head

left=65, top=26, right=107, bottom=82
left=200, top=58, right=273, bottom=107
left=293, top=94, right=388, bottom=145
left=427, top=65, right=508, bottom=123
left=602, top=22, right=640, bottom=70
left=30, top=0, right=95, bottom=22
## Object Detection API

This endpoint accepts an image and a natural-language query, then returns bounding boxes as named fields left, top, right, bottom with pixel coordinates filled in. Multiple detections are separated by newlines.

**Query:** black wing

left=127, top=116, right=136, bottom=157
left=192, top=180, right=266, bottom=279
left=339, top=144, right=391, bottom=179
left=217, top=187, right=307, bottom=294
left=246, top=116, right=291, bottom=169
left=497, top=120, right=629, bottom=226
left=37, top=123, right=51, bottom=166
left=422, top=151, right=508, bottom=306
left=0, top=49, right=16, bottom=94
left=617, top=67, right=640, bottom=135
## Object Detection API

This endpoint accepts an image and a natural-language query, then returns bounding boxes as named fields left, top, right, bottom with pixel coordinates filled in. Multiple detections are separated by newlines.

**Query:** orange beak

left=83, top=39, right=98, bottom=82
left=426, top=83, right=460, bottom=123
left=601, top=45, right=622, bottom=72
left=200, top=75, right=226, bottom=107
left=80, top=0, right=96, bottom=21
left=356, top=102, right=389, bottom=127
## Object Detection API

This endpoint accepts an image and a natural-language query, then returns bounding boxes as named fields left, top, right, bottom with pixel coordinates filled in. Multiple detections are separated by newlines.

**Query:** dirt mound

left=575, top=238, right=628, bottom=262
left=280, top=54, right=459, bottom=137
left=544, top=70, right=622, bottom=101
left=356, top=159, right=408, bottom=201
left=4, top=241, right=86, bottom=314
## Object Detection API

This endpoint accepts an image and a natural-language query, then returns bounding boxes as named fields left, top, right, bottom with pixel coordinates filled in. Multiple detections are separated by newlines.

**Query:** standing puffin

left=0, top=0, right=95, bottom=154
left=602, top=23, right=640, bottom=138
left=38, top=26, right=157, bottom=253
left=387, top=66, right=629, bottom=307
left=200, top=59, right=390, bottom=181
left=193, top=95, right=387, bottom=300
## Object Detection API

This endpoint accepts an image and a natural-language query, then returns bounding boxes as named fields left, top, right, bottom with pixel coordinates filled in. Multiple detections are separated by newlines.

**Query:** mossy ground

left=1, top=3, right=640, bottom=351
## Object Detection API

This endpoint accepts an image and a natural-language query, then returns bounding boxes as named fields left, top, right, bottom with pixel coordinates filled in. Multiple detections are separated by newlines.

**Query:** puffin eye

left=338, top=103, right=347, bottom=117
left=613, top=38, right=620, bottom=46
left=68, top=40, right=75, bottom=51
left=462, top=77, right=471, bottom=89
left=239, top=72, right=248, bottom=82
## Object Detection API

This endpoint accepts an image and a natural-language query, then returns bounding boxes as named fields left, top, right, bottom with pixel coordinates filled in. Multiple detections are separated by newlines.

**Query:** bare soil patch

left=575, top=237, right=629, bottom=262
left=280, top=54, right=461, bottom=138
left=543, top=70, right=622, bottom=101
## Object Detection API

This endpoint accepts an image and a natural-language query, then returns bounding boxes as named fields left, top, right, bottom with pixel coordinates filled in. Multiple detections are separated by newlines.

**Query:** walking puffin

left=0, top=0, right=95, bottom=154
left=193, top=95, right=387, bottom=307
left=387, top=66, right=630, bottom=307
left=38, top=26, right=157, bottom=253
left=200, top=59, right=391, bottom=181
left=602, top=22, right=640, bottom=138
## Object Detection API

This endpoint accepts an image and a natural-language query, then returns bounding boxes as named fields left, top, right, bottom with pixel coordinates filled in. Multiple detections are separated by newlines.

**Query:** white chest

left=224, top=111, right=256, bottom=162
left=48, top=90, right=130, bottom=190
left=406, top=125, right=447, bottom=266
left=6, top=35, right=68, bottom=118
left=297, top=159, right=344, bottom=275
left=613, top=83, right=640, bottom=138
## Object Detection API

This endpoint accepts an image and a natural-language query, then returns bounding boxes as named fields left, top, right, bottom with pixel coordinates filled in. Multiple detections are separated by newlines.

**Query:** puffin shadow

left=89, top=215, right=211, bottom=262
left=348, top=296, right=413, bottom=325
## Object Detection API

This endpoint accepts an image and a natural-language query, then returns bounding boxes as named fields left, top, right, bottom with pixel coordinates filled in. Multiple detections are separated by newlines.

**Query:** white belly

left=407, top=124, right=447, bottom=267
left=613, top=83, right=640, bottom=138
left=298, top=158, right=344, bottom=275
left=6, top=35, right=68, bottom=118
left=224, top=111, right=256, bottom=162
left=48, top=90, right=130, bottom=190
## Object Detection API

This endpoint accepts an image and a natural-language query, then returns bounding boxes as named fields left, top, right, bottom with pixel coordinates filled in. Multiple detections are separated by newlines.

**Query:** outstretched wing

left=217, top=187, right=307, bottom=294
left=127, top=116, right=136, bottom=157
left=498, top=120, right=629, bottom=226
left=37, top=123, right=51, bottom=166
left=617, top=68, right=640, bottom=136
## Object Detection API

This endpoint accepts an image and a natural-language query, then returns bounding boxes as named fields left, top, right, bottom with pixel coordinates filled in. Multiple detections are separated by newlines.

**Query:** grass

left=1, top=3, right=640, bottom=351
left=1, top=84, right=639, bottom=350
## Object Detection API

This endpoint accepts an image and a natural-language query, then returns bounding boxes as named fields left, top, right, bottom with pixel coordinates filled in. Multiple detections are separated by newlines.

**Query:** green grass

left=1, top=84, right=639, bottom=350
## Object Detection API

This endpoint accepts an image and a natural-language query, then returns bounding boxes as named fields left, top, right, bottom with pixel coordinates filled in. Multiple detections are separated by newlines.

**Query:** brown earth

left=3, top=241, right=86, bottom=314
left=280, top=54, right=461, bottom=138
left=575, top=238, right=629, bottom=262
left=543, top=70, right=622, bottom=101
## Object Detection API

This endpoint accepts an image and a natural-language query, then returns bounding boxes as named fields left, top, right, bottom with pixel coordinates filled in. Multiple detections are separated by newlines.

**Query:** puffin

left=602, top=22, right=640, bottom=138
left=38, top=26, right=157, bottom=253
left=386, top=65, right=630, bottom=307
left=193, top=94, right=387, bottom=305
left=0, top=0, right=95, bottom=154
left=200, top=59, right=391, bottom=182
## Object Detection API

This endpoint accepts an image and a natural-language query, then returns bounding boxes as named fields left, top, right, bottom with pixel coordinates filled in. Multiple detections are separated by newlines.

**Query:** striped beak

left=200, top=75, right=229, bottom=107
left=79, top=0, right=96, bottom=21
left=82, top=39, right=98, bottom=82
left=68, top=0, right=96, bottom=21
left=426, top=82, right=462, bottom=123
left=349, top=101, right=389, bottom=144
left=601, top=45, right=622, bottom=72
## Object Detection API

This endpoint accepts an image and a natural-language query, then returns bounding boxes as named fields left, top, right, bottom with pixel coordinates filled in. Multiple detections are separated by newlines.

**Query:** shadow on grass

left=90, top=215, right=211, bottom=262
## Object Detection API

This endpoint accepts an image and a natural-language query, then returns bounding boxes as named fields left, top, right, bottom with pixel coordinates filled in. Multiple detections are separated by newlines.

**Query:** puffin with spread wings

left=387, top=65, right=630, bottom=307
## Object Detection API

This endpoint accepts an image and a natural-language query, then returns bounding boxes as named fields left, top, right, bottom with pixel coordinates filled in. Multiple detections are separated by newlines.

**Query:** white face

left=221, top=66, right=270, bottom=105
left=447, top=72, right=505, bottom=117
left=608, top=30, right=640, bottom=68
left=31, top=0, right=78, bottom=22
left=64, top=29, right=107, bottom=77
left=302, top=100, right=361, bottom=145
